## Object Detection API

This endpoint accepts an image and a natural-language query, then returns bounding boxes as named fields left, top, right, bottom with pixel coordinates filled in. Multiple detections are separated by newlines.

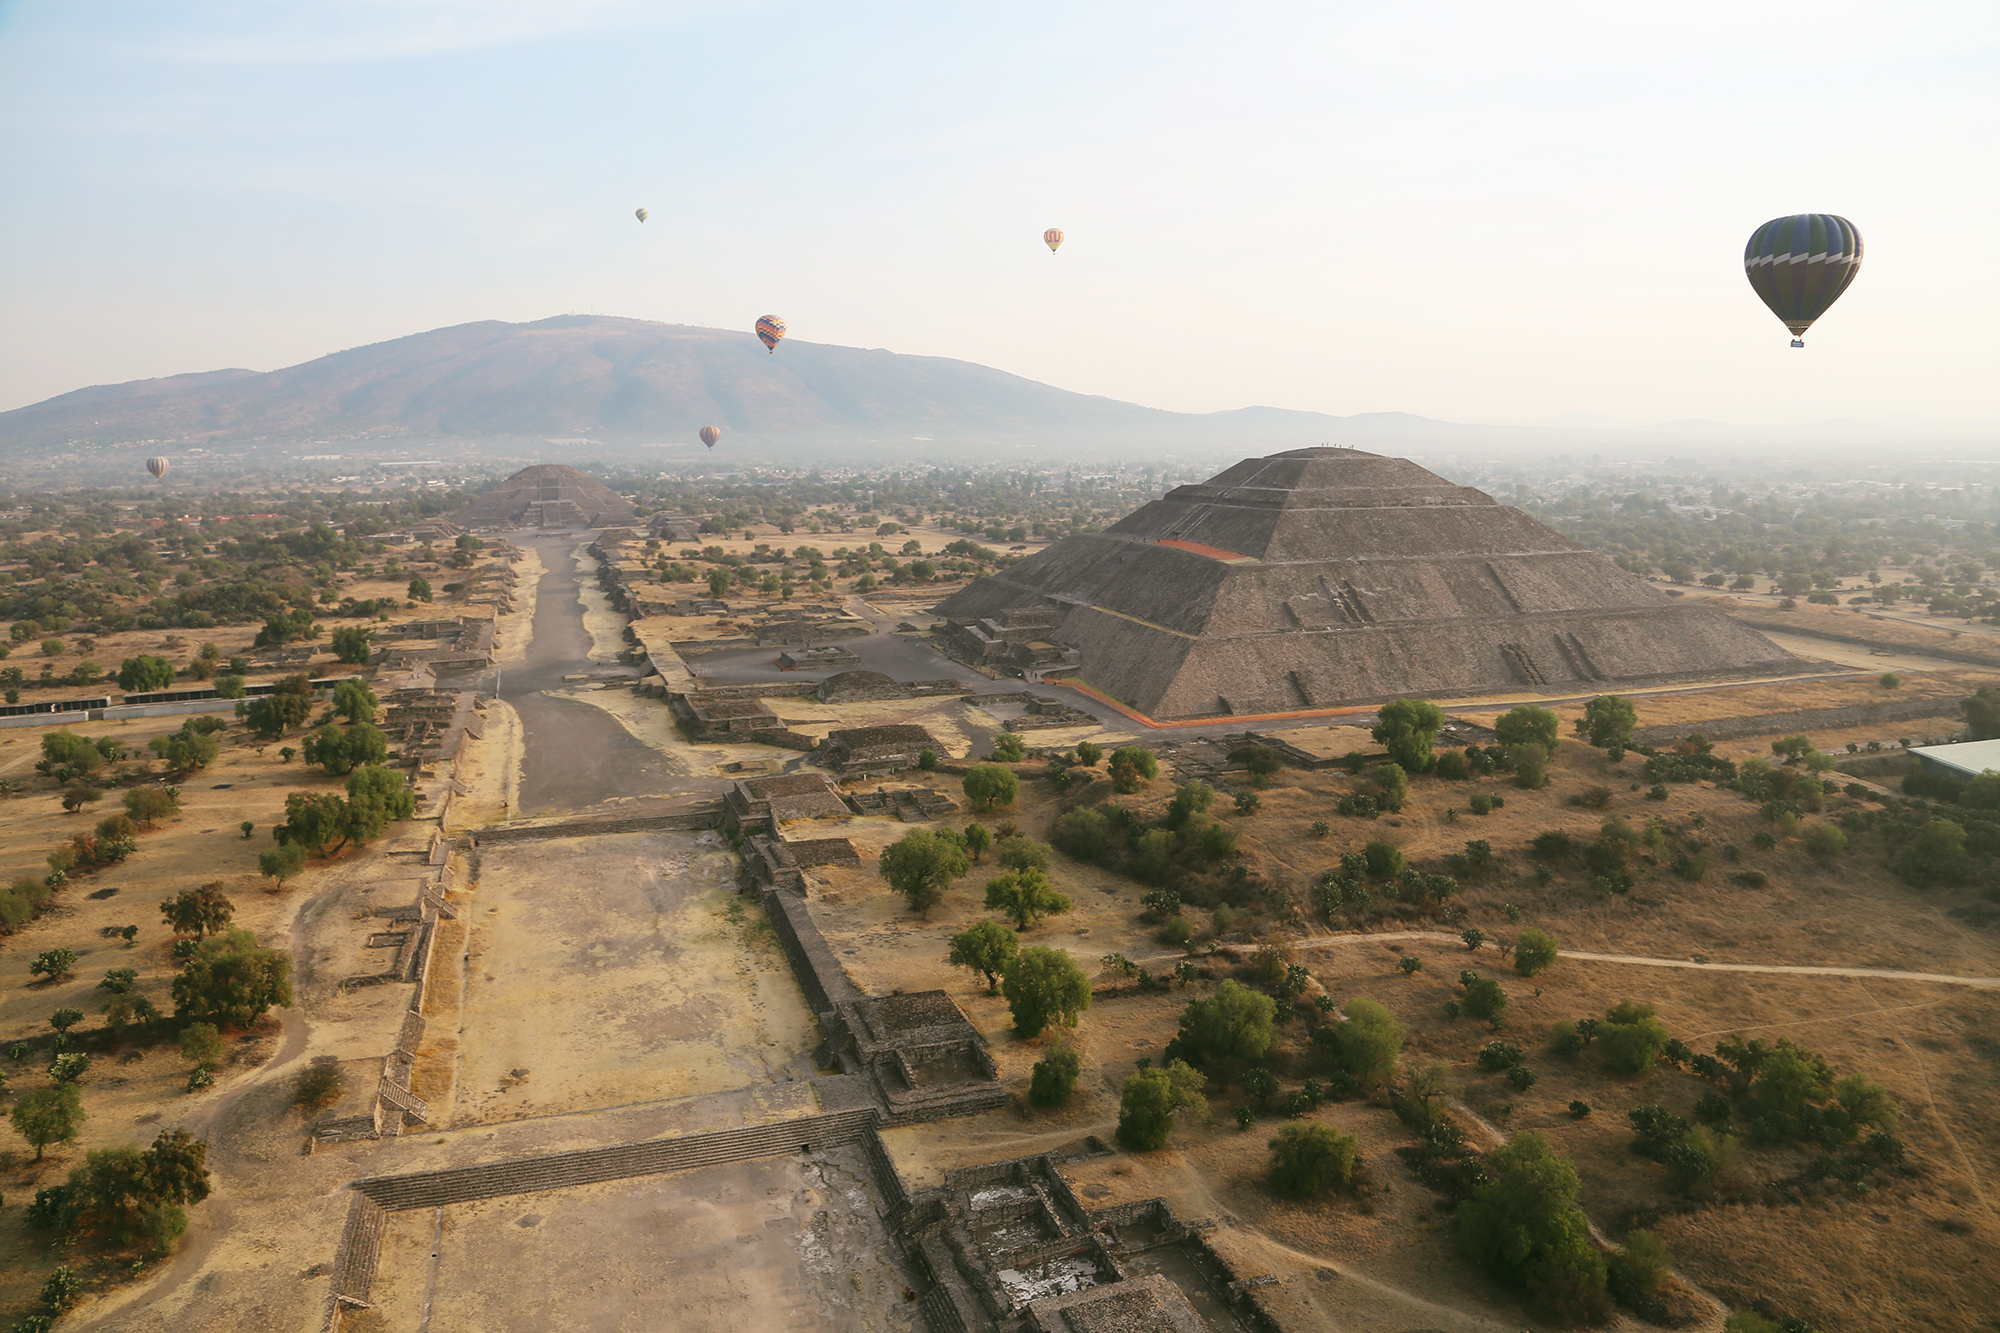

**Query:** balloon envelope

left=700, top=426, right=721, bottom=448
left=1043, top=228, right=1064, bottom=253
left=755, top=315, right=786, bottom=352
left=1744, top=214, right=1863, bottom=339
left=635, top=208, right=648, bottom=223
left=145, top=456, right=169, bottom=480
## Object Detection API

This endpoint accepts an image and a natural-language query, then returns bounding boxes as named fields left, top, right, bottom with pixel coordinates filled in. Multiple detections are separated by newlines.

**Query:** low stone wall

left=1630, top=695, right=1962, bottom=746
left=471, top=809, right=722, bottom=843
left=675, top=681, right=823, bottom=701
left=759, top=887, right=862, bottom=1015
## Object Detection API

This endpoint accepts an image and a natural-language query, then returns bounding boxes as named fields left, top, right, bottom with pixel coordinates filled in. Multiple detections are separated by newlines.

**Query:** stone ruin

left=935, top=446, right=1816, bottom=719
left=816, top=991, right=1007, bottom=1125
left=819, top=723, right=944, bottom=772
left=901, top=1150, right=1283, bottom=1333
left=456, top=463, right=636, bottom=530
left=777, top=644, right=863, bottom=670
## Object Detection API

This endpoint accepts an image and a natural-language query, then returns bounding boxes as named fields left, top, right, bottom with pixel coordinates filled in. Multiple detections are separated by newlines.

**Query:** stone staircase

left=351, top=1108, right=882, bottom=1212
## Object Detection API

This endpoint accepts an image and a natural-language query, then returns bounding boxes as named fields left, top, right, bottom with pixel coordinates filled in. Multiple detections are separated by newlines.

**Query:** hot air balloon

left=145, top=457, right=169, bottom=480
left=1744, top=214, right=1863, bottom=347
left=700, top=426, right=721, bottom=449
left=635, top=208, right=648, bottom=223
left=1043, top=228, right=1064, bottom=253
left=755, top=315, right=786, bottom=353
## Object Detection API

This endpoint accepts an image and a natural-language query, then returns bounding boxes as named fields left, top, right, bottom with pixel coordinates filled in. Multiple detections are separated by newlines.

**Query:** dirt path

left=1141, top=931, right=2000, bottom=990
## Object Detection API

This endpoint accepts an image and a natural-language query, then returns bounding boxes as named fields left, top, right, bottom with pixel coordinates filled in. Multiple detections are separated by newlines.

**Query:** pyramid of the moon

left=933, top=447, right=1811, bottom=720
left=458, top=464, right=636, bottom=529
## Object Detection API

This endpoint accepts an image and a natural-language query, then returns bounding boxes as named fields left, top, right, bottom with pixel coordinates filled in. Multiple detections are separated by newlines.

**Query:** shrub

left=11, top=1084, right=85, bottom=1160
left=1608, top=1231, right=1675, bottom=1308
left=294, top=1063, right=346, bottom=1112
left=1506, top=1064, right=1538, bottom=1091
left=1599, top=1000, right=1671, bottom=1076
left=1568, top=1099, right=1591, bottom=1119
left=1174, top=980, right=1277, bottom=1067
left=1479, top=1040, right=1523, bottom=1072
left=1325, top=997, right=1406, bottom=1086
left=1372, top=698, right=1445, bottom=773
left=29, top=948, right=78, bottom=982
left=160, top=882, right=235, bottom=938
left=1362, top=840, right=1403, bottom=880
left=178, top=1022, right=225, bottom=1070
left=983, top=869, right=1072, bottom=929
left=1571, top=785, right=1615, bottom=810
left=1513, top=929, right=1559, bottom=977
left=1029, top=1037, right=1082, bottom=1106
left=1398, top=956, right=1422, bottom=975
left=1495, top=704, right=1561, bottom=751
left=1267, top=1123, right=1359, bottom=1197
left=1460, top=976, right=1507, bottom=1023
left=48, top=1008, right=84, bottom=1034
left=1107, top=747, right=1159, bottom=792
left=1548, top=1022, right=1584, bottom=1059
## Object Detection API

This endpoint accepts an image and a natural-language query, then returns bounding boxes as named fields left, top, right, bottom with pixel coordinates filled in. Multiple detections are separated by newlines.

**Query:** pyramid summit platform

left=933, top=447, right=1815, bottom=720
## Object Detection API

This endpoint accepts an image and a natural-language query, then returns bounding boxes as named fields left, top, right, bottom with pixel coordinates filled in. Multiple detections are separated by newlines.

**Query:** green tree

left=1509, top=741, right=1550, bottom=789
left=159, top=882, right=234, bottom=938
left=707, top=568, right=731, bottom=600
left=1164, top=781, right=1215, bottom=830
left=990, top=731, right=1026, bottom=762
left=1116, top=1059, right=1207, bottom=1151
left=55, top=1127, right=211, bottom=1251
left=60, top=782, right=102, bottom=814
left=1267, top=1123, right=1360, bottom=1198
left=983, top=869, right=1072, bottom=930
left=1457, top=1132, right=1610, bottom=1322
left=1362, top=840, right=1404, bottom=879
left=149, top=726, right=221, bottom=774
left=1001, top=946, right=1091, bottom=1037
left=244, top=674, right=313, bottom=739
left=1513, top=929, right=1560, bottom=977
left=178, top=1022, right=225, bottom=1070
left=214, top=673, right=247, bottom=699
left=258, top=841, right=308, bottom=887
left=1494, top=704, right=1561, bottom=751
left=1174, top=979, right=1276, bottom=1067
left=946, top=919, right=1019, bottom=992
left=301, top=721, right=388, bottom=776
left=1074, top=741, right=1103, bottom=766
left=407, top=576, right=433, bottom=603
left=1598, top=1000, right=1670, bottom=1076
left=994, top=835, right=1051, bottom=874
left=331, top=677, right=378, bottom=724
left=1372, top=698, right=1445, bottom=773
left=48, top=1008, right=84, bottom=1034
left=962, top=763, right=1020, bottom=811
left=1108, top=746, right=1159, bottom=793
left=30, top=948, right=79, bottom=982
left=1964, top=685, right=2000, bottom=740
left=11, top=1084, right=84, bottom=1160
left=170, top=929, right=295, bottom=1027
left=1029, top=1037, right=1082, bottom=1107
left=329, top=627, right=374, bottom=665
left=1326, top=996, right=1406, bottom=1086
left=1897, top=818, right=1970, bottom=886
left=1576, top=695, right=1639, bottom=750
left=116, top=654, right=177, bottom=693
left=961, top=823, right=991, bottom=862
left=48, top=1052, right=91, bottom=1084
left=879, top=827, right=971, bottom=917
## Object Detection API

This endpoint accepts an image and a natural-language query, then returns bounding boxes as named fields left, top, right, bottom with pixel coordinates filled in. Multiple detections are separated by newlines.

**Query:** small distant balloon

left=145, top=456, right=169, bottom=480
left=1744, top=213, right=1863, bottom=348
left=700, top=426, right=721, bottom=449
left=1043, top=228, right=1064, bottom=253
left=755, top=315, right=786, bottom=353
left=635, top=208, right=648, bottom=223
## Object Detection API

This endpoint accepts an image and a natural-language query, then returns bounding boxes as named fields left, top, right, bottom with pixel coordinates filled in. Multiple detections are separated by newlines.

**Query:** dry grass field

left=813, top=714, right=2000, bottom=1332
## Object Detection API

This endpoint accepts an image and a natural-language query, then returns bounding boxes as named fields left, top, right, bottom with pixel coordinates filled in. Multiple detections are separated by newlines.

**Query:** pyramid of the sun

left=458, top=464, right=636, bottom=529
left=933, top=447, right=1809, bottom=720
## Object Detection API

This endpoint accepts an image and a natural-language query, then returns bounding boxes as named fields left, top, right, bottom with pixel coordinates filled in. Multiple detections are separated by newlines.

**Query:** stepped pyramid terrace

left=934, top=446, right=1814, bottom=720
left=457, top=463, right=636, bottom=529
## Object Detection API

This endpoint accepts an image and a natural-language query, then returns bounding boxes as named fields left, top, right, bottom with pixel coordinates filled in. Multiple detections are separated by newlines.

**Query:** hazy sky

left=1, top=1, right=1995, bottom=428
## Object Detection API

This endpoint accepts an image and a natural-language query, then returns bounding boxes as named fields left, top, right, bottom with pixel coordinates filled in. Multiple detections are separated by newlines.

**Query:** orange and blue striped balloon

left=755, top=315, right=786, bottom=352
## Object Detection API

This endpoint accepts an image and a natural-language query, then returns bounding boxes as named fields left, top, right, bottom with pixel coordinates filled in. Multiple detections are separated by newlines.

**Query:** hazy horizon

left=2, top=1, right=1996, bottom=431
